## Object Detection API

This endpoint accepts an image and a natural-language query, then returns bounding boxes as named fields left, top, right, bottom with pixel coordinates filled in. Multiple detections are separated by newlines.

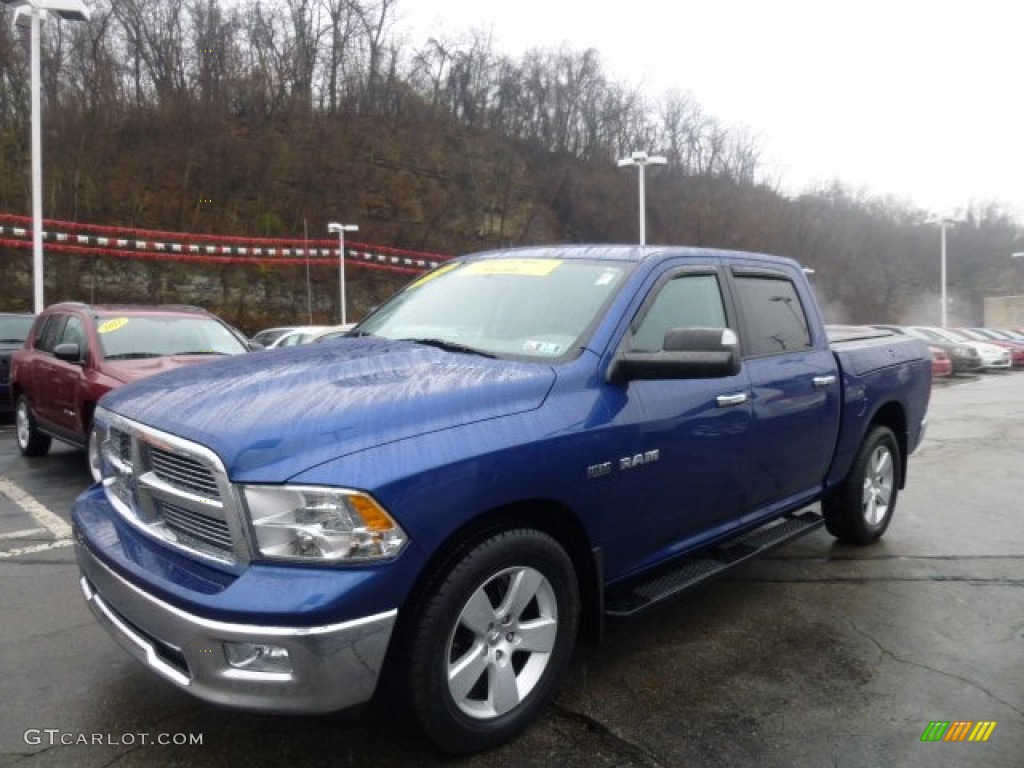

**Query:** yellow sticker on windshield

left=406, top=261, right=461, bottom=292
left=97, top=318, right=129, bottom=334
left=461, top=259, right=562, bottom=277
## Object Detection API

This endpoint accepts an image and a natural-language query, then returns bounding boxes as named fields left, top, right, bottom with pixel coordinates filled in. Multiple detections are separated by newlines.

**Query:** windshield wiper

left=401, top=337, right=496, bottom=358
left=173, top=350, right=232, bottom=356
left=104, top=352, right=162, bottom=360
left=0, top=338, right=26, bottom=343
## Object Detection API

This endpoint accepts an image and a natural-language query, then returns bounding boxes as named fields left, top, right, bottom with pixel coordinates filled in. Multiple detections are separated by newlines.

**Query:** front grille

left=160, top=500, right=233, bottom=551
left=0, top=354, right=9, bottom=386
left=115, top=429, right=132, bottom=462
left=101, top=413, right=240, bottom=565
left=150, top=446, right=220, bottom=500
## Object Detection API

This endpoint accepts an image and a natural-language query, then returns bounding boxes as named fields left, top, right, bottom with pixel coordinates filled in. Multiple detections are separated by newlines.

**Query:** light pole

left=4, top=0, right=90, bottom=313
left=936, top=217, right=956, bottom=328
left=617, top=150, right=666, bottom=245
left=327, top=222, right=358, bottom=325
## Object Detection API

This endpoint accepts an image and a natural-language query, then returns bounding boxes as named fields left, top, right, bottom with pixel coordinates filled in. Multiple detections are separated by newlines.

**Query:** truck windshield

left=357, top=258, right=631, bottom=361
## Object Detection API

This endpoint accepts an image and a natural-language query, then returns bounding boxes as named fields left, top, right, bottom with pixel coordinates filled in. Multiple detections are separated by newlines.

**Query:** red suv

left=10, top=303, right=252, bottom=480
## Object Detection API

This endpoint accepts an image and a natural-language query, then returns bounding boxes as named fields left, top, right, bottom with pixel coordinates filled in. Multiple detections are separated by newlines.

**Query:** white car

left=905, top=327, right=1011, bottom=370
left=266, top=325, right=336, bottom=348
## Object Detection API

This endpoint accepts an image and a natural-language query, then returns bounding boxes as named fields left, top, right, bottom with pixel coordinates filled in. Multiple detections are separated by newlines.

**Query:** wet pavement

left=0, top=371, right=1021, bottom=767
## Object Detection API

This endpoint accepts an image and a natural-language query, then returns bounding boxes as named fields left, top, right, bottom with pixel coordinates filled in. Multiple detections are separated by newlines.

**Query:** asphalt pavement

left=0, top=372, right=1021, bottom=767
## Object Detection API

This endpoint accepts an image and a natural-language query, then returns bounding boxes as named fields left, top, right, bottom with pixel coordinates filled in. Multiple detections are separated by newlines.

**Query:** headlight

left=242, top=485, right=407, bottom=562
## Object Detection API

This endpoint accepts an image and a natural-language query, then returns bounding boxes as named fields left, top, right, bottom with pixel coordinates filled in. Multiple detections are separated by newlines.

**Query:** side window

left=32, top=316, right=49, bottom=348
left=733, top=275, right=812, bottom=356
left=36, top=315, right=68, bottom=354
left=629, top=274, right=727, bottom=352
left=60, top=315, right=86, bottom=351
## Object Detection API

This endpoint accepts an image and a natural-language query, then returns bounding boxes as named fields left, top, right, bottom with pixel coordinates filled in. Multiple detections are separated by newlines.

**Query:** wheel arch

left=868, top=401, right=908, bottom=487
left=396, top=499, right=603, bottom=647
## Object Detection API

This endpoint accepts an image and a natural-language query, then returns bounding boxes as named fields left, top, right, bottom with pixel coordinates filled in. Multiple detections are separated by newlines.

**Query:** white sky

left=395, top=0, right=1024, bottom=221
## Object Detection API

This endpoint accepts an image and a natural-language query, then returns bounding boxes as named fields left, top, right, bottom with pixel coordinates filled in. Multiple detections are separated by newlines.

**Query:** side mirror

left=610, top=327, right=741, bottom=382
left=53, top=342, right=84, bottom=364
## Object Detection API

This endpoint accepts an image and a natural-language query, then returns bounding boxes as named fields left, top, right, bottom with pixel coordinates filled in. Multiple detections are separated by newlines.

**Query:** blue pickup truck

left=72, top=246, right=931, bottom=753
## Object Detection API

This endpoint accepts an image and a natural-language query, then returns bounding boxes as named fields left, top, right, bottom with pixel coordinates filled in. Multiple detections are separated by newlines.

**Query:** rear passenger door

left=728, top=265, right=841, bottom=519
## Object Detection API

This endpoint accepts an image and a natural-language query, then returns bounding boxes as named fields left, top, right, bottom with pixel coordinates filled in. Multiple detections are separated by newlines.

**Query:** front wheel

left=822, top=425, right=900, bottom=545
left=15, top=395, right=51, bottom=457
left=403, top=528, right=579, bottom=754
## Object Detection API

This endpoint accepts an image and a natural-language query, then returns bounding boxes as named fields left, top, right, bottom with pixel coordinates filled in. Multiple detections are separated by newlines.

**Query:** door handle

left=716, top=392, right=749, bottom=407
left=813, top=375, right=836, bottom=388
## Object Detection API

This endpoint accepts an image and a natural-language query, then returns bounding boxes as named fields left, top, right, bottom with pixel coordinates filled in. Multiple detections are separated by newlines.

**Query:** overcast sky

left=395, top=0, right=1023, bottom=221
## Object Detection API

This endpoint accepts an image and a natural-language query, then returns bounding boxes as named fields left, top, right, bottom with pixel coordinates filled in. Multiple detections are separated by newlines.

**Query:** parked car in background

left=0, top=312, right=34, bottom=414
left=10, top=303, right=252, bottom=480
left=310, top=324, right=355, bottom=343
left=250, top=326, right=294, bottom=347
left=903, top=326, right=1010, bottom=371
left=958, top=328, right=1024, bottom=367
left=871, top=325, right=983, bottom=374
left=267, top=325, right=335, bottom=348
left=929, top=346, right=953, bottom=378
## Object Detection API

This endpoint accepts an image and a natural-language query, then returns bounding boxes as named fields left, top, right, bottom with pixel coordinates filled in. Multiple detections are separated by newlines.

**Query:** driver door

left=600, top=265, right=753, bottom=578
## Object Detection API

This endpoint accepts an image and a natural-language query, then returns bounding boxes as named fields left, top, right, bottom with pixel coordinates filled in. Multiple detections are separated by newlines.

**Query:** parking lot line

left=0, top=476, right=74, bottom=558
left=0, top=527, right=47, bottom=540
left=0, top=476, right=73, bottom=539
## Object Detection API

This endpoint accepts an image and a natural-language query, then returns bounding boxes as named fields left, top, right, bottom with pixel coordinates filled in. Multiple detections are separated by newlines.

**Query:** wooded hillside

left=1, top=0, right=1021, bottom=331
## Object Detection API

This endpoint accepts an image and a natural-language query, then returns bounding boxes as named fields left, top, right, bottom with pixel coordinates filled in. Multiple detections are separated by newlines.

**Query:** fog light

left=223, top=642, right=292, bottom=674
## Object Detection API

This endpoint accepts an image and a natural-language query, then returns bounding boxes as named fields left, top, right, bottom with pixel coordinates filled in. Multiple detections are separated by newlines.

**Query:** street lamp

left=933, top=217, right=957, bottom=328
left=617, top=150, right=666, bottom=246
left=327, top=222, right=358, bottom=325
left=4, top=0, right=90, bottom=313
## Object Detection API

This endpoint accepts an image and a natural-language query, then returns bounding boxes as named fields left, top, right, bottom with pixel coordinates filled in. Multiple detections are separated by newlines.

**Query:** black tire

left=822, top=425, right=900, bottom=545
left=404, top=528, right=579, bottom=755
left=15, top=395, right=51, bottom=457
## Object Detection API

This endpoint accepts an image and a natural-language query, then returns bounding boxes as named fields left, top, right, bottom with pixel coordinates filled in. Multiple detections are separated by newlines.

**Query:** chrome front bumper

left=77, top=542, right=396, bottom=713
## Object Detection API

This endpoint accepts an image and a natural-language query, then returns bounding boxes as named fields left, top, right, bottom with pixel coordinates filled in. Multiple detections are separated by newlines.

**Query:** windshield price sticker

left=97, top=318, right=129, bottom=334
left=462, top=259, right=562, bottom=277
left=407, top=261, right=462, bottom=292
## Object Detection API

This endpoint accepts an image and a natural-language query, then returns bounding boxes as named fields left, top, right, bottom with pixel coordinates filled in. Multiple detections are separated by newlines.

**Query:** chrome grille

left=100, top=411, right=241, bottom=565
left=149, top=446, right=220, bottom=500
left=159, top=500, right=233, bottom=551
left=115, top=429, right=132, bottom=463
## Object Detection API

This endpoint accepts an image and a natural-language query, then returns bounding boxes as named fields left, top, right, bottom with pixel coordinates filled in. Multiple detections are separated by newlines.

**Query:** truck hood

left=100, top=355, right=230, bottom=385
left=101, top=338, right=556, bottom=482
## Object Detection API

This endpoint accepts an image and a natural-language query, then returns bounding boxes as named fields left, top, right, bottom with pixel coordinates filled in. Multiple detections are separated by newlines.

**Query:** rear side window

left=733, top=275, right=812, bottom=356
